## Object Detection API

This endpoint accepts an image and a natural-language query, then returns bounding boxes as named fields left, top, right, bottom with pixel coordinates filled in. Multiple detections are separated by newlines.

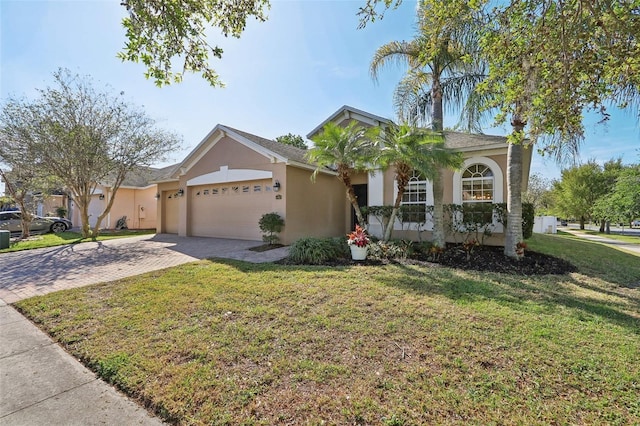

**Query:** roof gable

left=307, top=105, right=509, bottom=152
left=306, top=105, right=391, bottom=139
left=168, top=124, right=312, bottom=179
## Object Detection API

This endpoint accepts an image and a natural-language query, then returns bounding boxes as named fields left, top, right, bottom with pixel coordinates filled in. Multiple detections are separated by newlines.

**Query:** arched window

left=462, top=164, right=494, bottom=202
left=461, top=164, right=494, bottom=223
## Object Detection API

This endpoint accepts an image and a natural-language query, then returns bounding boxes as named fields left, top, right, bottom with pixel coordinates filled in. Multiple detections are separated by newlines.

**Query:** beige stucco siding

left=106, top=187, right=157, bottom=230
left=188, top=179, right=272, bottom=240
left=41, top=195, right=66, bottom=217
left=185, top=136, right=272, bottom=181
left=282, top=167, right=346, bottom=243
left=157, top=183, right=180, bottom=234
left=162, top=191, right=180, bottom=234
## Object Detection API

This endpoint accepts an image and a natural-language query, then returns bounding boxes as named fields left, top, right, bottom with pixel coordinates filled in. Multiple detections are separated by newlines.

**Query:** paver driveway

left=0, top=234, right=289, bottom=303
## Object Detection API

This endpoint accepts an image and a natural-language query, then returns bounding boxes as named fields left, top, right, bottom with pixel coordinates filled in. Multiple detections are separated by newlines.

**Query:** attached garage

left=188, top=178, right=273, bottom=240
left=154, top=123, right=348, bottom=244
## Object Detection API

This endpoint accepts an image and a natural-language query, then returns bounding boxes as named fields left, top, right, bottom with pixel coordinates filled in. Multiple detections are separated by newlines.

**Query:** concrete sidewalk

left=0, top=299, right=165, bottom=425
left=0, top=234, right=289, bottom=425
left=561, top=228, right=640, bottom=255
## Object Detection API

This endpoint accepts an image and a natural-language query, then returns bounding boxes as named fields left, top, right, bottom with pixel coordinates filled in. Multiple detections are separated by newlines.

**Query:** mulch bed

left=282, top=244, right=577, bottom=276
left=420, top=244, right=577, bottom=275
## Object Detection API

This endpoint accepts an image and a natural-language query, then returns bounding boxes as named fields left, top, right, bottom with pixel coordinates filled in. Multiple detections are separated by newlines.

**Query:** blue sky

left=1, top=0, right=638, bottom=186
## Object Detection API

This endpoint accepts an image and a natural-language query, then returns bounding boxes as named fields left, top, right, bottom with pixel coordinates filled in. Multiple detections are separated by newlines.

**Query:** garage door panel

left=189, top=180, right=272, bottom=240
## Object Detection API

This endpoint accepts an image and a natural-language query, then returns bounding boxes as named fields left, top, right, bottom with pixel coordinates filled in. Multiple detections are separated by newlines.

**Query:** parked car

left=632, top=220, right=640, bottom=228
left=0, top=211, right=72, bottom=235
left=560, top=219, right=568, bottom=226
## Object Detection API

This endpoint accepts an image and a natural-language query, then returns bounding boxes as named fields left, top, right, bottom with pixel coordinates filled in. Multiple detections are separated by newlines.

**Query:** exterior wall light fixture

left=154, top=193, right=160, bottom=200
left=99, top=194, right=105, bottom=200
left=177, top=189, right=185, bottom=197
left=273, top=180, right=281, bottom=192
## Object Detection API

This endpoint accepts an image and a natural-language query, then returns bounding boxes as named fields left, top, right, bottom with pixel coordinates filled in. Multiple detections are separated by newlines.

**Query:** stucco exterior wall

left=41, top=195, right=66, bottom=218
left=283, top=167, right=346, bottom=244
left=185, top=136, right=271, bottom=181
left=156, top=182, right=180, bottom=234
left=108, top=186, right=157, bottom=230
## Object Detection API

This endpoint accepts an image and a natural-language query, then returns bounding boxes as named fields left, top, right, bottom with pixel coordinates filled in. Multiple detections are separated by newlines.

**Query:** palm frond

left=370, top=40, right=422, bottom=82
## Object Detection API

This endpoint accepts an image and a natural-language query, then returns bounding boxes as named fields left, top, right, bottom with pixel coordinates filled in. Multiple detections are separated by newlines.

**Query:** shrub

left=329, top=236, right=351, bottom=258
left=367, top=240, right=411, bottom=261
left=411, top=241, right=433, bottom=256
left=522, top=202, right=535, bottom=239
left=288, top=237, right=344, bottom=265
left=259, top=212, right=284, bottom=245
left=55, top=206, right=68, bottom=218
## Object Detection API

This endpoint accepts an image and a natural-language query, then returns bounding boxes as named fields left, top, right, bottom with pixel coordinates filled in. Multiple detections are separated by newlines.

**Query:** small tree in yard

left=0, top=68, right=181, bottom=239
left=259, top=212, right=284, bottom=245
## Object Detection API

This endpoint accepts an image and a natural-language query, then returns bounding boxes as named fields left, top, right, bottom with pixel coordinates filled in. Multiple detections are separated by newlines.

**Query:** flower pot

left=350, top=245, right=368, bottom=261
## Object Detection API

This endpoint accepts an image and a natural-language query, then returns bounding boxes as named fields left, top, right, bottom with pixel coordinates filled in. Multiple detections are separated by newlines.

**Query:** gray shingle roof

left=117, top=164, right=181, bottom=187
left=222, top=126, right=311, bottom=165
left=443, top=131, right=508, bottom=150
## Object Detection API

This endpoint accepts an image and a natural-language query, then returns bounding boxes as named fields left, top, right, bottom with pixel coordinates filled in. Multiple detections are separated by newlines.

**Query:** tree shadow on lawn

left=214, top=258, right=640, bottom=336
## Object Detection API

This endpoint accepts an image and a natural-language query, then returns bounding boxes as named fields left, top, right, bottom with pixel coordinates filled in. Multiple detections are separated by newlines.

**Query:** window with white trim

left=461, top=164, right=494, bottom=223
left=400, top=170, right=428, bottom=223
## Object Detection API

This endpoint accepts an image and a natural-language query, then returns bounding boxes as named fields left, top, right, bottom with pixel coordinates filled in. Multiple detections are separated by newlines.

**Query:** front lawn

left=0, top=229, right=156, bottom=253
left=15, top=234, right=640, bottom=425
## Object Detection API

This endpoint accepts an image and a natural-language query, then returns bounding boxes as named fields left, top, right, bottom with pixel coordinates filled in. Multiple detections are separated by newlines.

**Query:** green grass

left=0, top=229, right=156, bottom=253
left=15, top=233, right=640, bottom=425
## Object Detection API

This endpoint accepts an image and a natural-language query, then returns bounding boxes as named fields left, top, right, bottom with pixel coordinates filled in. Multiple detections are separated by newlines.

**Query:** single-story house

left=69, top=165, right=176, bottom=230
left=154, top=105, right=532, bottom=245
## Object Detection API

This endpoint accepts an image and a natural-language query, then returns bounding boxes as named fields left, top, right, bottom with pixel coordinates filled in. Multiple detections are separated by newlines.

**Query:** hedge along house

left=153, top=125, right=348, bottom=244
left=306, top=106, right=533, bottom=245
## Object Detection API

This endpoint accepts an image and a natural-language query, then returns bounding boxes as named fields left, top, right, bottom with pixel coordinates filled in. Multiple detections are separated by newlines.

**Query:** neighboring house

left=155, top=105, right=532, bottom=245
left=70, top=166, right=176, bottom=230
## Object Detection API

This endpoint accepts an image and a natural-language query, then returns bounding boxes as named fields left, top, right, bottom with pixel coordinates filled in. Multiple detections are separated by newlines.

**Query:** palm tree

left=370, top=2, right=485, bottom=248
left=376, top=122, right=463, bottom=242
left=306, top=121, right=378, bottom=228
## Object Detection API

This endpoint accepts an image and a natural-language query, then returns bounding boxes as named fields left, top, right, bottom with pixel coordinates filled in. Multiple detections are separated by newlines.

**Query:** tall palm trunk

left=431, top=78, right=447, bottom=248
left=339, top=166, right=366, bottom=229
left=431, top=169, right=446, bottom=247
left=504, top=118, right=525, bottom=259
left=383, top=162, right=411, bottom=241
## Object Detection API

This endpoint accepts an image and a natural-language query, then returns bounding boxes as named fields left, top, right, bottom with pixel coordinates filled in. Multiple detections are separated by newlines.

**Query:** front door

left=351, top=184, right=368, bottom=229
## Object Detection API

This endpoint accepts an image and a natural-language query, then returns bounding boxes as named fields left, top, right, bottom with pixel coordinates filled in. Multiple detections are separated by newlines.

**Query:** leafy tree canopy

left=118, top=0, right=270, bottom=87
left=551, top=161, right=610, bottom=227
left=0, top=68, right=182, bottom=238
left=275, top=133, right=307, bottom=150
left=593, top=164, right=640, bottom=225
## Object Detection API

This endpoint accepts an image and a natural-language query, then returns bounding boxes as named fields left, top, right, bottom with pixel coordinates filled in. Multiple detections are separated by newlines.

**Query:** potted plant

left=347, top=224, right=370, bottom=260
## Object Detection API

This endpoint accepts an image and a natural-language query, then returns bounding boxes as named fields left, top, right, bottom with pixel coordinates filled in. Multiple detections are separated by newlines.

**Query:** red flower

left=347, top=225, right=370, bottom=247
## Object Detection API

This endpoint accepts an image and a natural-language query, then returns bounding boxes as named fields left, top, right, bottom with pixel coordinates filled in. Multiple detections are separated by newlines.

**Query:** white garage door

left=163, top=192, right=179, bottom=234
left=189, top=180, right=272, bottom=240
